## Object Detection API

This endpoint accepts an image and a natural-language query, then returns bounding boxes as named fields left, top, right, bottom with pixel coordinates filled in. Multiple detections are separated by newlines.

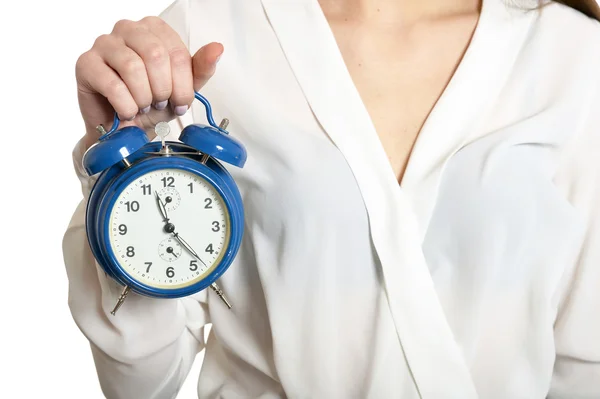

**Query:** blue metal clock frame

left=83, top=92, right=246, bottom=299
left=86, top=142, right=244, bottom=298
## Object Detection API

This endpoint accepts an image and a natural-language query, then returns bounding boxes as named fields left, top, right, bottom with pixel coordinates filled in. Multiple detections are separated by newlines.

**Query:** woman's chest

left=326, top=14, right=479, bottom=181
left=200, top=31, right=585, bottom=295
left=210, top=67, right=583, bottom=306
left=203, top=85, right=585, bottom=396
left=189, top=3, right=595, bottom=394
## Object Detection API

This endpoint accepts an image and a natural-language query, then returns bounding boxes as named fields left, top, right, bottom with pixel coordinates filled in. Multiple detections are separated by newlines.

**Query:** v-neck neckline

left=305, top=0, right=532, bottom=241
left=260, top=0, right=514, bottom=239
left=318, top=2, right=485, bottom=186
left=259, top=0, right=535, bottom=396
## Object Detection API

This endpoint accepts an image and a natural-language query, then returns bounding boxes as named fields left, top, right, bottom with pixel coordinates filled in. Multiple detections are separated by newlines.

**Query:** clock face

left=108, top=168, right=230, bottom=289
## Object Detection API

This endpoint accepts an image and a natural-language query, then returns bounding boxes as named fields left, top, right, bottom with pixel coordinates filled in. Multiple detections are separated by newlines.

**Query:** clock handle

left=96, top=112, right=121, bottom=141
left=193, top=92, right=229, bottom=135
left=96, top=91, right=227, bottom=142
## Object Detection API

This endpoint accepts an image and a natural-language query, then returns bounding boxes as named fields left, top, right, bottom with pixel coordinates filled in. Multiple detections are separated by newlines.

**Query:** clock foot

left=110, top=285, right=131, bottom=316
left=210, top=282, right=232, bottom=309
left=96, top=124, right=107, bottom=135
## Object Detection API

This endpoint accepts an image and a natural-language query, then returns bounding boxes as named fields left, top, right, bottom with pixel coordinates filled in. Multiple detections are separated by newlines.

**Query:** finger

left=76, top=51, right=139, bottom=121
left=192, top=42, right=223, bottom=92
left=93, top=34, right=153, bottom=115
left=142, top=17, right=194, bottom=115
left=115, top=21, right=173, bottom=109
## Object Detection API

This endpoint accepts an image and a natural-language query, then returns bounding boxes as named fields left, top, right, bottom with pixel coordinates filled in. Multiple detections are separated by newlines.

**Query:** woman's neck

left=318, top=0, right=482, bottom=24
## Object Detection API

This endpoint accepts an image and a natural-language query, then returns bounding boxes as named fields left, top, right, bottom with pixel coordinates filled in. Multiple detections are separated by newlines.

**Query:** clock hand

left=157, top=201, right=200, bottom=264
left=165, top=246, right=179, bottom=259
left=172, top=232, right=207, bottom=267
left=171, top=231, right=232, bottom=309
left=154, top=191, right=169, bottom=223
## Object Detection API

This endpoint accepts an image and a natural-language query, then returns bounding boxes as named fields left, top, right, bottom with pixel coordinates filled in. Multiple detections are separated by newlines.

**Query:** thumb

left=192, top=42, right=224, bottom=91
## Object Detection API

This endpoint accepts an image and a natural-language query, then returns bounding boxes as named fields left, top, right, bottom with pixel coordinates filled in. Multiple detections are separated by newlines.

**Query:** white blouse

left=63, top=0, right=600, bottom=398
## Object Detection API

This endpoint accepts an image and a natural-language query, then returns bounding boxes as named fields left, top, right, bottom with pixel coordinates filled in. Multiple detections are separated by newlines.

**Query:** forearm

left=90, top=323, right=200, bottom=399
left=63, top=200, right=205, bottom=399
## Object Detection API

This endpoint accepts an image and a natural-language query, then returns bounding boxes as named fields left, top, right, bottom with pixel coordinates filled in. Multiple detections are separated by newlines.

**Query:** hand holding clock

left=76, top=16, right=224, bottom=149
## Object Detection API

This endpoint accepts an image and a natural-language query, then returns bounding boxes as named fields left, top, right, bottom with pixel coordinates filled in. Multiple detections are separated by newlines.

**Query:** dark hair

left=552, top=0, right=600, bottom=20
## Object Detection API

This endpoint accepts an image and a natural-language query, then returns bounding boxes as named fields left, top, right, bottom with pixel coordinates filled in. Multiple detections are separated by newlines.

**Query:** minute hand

left=173, top=231, right=232, bottom=309
left=172, top=233, right=207, bottom=267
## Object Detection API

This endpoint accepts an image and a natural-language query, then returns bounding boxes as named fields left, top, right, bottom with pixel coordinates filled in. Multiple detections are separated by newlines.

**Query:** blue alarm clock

left=83, top=92, right=246, bottom=315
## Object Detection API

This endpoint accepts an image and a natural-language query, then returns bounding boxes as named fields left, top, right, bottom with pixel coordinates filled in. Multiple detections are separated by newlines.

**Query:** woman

left=63, top=0, right=600, bottom=397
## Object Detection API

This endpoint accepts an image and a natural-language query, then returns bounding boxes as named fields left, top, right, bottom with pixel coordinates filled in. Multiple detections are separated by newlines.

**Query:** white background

left=0, top=1, right=203, bottom=398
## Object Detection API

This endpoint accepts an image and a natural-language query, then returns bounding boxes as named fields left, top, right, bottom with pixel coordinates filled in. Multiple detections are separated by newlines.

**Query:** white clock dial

left=108, top=168, right=230, bottom=289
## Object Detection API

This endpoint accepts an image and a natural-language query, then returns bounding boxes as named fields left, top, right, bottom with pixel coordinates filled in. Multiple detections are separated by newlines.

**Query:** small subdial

left=158, top=187, right=181, bottom=212
left=159, top=237, right=182, bottom=262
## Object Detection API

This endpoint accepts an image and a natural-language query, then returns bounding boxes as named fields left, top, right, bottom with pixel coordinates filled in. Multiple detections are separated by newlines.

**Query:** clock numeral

left=188, top=183, right=193, bottom=193
left=126, top=246, right=135, bottom=257
left=145, top=262, right=152, bottom=273
left=118, top=224, right=127, bottom=235
left=205, top=243, right=214, bottom=254
left=212, top=221, right=220, bottom=232
left=141, top=184, right=152, bottom=195
left=204, top=198, right=212, bottom=209
left=189, top=260, right=198, bottom=271
left=166, top=267, right=175, bottom=278
left=125, top=201, right=140, bottom=212
left=161, top=176, right=175, bottom=188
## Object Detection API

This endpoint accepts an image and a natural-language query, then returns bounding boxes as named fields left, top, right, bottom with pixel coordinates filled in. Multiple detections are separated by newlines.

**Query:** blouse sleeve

left=62, top=2, right=209, bottom=398
left=549, top=85, right=600, bottom=398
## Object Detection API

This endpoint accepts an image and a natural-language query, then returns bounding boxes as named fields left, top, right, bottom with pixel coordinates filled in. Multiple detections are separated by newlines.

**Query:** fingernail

left=174, top=105, right=188, bottom=116
left=155, top=100, right=168, bottom=110
left=215, top=54, right=221, bottom=64
left=140, top=105, right=151, bottom=114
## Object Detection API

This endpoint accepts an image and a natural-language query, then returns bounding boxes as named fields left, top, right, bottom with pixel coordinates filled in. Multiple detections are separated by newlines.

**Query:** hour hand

left=154, top=191, right=169, bottom=222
